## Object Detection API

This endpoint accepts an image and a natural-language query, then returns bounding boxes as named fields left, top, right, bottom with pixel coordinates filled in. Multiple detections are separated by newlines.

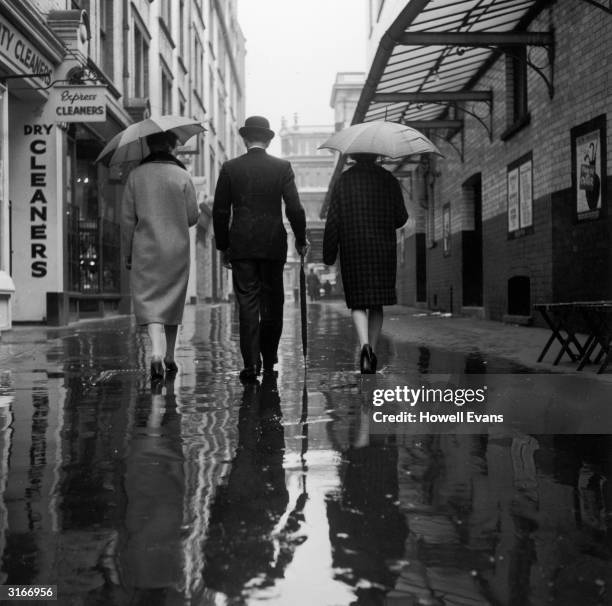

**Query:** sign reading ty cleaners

left=52, top=85, right=106, bottom=122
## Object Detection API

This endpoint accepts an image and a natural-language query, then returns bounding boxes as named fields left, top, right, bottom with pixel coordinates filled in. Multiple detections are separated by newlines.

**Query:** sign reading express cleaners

left=52, top=86, right=106, bottom=122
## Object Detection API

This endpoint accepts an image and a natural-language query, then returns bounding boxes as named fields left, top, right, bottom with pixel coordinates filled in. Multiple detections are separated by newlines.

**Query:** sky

left=237, top=0, right=368, bottom=154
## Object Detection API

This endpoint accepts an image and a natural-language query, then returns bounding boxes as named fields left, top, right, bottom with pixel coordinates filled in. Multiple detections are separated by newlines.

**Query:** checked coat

left=323, top=161, right=408, bottom=308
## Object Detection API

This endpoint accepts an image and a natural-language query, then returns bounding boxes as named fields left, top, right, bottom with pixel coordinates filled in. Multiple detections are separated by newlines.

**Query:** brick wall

left=428, top=1, right=612, bottom=322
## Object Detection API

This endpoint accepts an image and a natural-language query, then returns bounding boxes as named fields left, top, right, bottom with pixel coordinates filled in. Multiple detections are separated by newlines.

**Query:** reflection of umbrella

left=299, top=254, right=307, bottom=362
left=95, top=115, right=205, bottom=165
left=318, top=120, right=443, bottom=159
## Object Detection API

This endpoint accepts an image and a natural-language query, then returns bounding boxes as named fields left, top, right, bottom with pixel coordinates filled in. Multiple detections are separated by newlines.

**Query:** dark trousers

left=232, top=259, right=285, bottom=370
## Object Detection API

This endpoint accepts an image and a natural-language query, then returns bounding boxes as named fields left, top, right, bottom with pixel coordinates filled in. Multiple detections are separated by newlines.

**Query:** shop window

left=66, top=136, right=120, bottom=294
left=507, top=152, right=533, bottom=238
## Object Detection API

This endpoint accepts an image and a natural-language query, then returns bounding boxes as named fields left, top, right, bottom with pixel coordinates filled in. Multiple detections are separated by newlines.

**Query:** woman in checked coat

left=323, top=153, right=408, bottom=373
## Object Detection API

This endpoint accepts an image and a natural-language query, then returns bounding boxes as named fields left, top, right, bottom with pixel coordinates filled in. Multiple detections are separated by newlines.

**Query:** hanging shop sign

left=0, top=14, right=53, bottom=85
left=51, top=85, right=106, bottom=122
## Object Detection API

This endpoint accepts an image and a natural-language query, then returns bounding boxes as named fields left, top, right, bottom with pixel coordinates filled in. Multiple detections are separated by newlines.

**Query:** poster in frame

left=571, top=114, right=607, bottom=222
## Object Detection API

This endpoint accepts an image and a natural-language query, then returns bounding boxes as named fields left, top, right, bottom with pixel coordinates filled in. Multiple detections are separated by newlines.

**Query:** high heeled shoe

left=150, top=357, right=164, bottom=381
left=370, top=350, right=378, bottom=373
left=164, top=357, right=178, bottom=376
left=360, top=344, right=376, bottom=374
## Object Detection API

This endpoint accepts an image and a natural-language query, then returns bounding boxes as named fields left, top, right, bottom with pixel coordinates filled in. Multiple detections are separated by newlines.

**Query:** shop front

left=3, top=6, right=132, bottom=325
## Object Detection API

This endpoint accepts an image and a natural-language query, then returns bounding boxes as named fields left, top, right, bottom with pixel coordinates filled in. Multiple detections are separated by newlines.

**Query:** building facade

left=0, top=0, right=244, bottom=325
left=338, top=0, right=612, bottom=326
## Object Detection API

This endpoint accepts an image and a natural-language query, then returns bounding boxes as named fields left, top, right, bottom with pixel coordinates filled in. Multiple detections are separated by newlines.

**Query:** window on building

left=208, top=67, right=215, bottom=130
left=208, top=2, right=216, bottom=56
left=160, top=0, right=171, bottom=30
left=133, top=23, right=149, bottom=98
left=179, top=90, right=186, bottom=116
left=217, top=26, right=226, bottom=83
left=502, top=47, right=529, bottom=138
left=179, top=0, right=185, bottom=57
left=100, top=0, right=113, bottom=77
left=193, top=34, right=203, bottom=97
left=507, top=152, right=533, bottom=237
left=218, top=91, right=226, bottom=145
left=161, top=62, right=172, bottom=114
left=209, top=148, right=216, bottom=196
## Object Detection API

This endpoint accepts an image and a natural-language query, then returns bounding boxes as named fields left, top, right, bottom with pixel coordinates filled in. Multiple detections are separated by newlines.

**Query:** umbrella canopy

left=318, top=120, right=443, bottom=159
left=95, top=115, right=205, bottom=166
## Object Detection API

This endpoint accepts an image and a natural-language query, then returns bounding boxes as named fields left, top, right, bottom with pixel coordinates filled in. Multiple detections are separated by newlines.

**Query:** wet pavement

left=0, top=302, right=610, bottom=606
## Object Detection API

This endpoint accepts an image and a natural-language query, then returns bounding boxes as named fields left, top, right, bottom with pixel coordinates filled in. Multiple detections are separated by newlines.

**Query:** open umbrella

left=95, top=115, right=205, bottom=166
left=318, top=120, right=443, bottom=159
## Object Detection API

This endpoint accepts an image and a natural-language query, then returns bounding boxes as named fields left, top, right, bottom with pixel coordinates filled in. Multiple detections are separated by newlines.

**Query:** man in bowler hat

left=213, top=116, right=309, bottom=382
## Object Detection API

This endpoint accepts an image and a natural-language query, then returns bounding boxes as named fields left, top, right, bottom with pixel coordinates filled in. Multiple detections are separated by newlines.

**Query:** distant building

left=279, top=114, right=335, bottom=295
left=330, top=72, right=365, bottom=132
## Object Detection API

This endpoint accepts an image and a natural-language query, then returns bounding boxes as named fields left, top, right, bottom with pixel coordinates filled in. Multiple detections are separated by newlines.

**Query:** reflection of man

left=213, top=116, right=309, bottom=382
left=202, top=375, right=305, bottom=596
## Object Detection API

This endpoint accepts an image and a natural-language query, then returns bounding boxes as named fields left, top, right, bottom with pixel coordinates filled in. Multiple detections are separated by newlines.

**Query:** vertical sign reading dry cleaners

left=24, top=123, right=52, bottom=277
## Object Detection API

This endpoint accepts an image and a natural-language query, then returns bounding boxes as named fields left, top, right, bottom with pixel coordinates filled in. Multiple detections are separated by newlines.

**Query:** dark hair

left=350, top=153, right=378, bottom=163
left=146, top=131, right=178, bottom=151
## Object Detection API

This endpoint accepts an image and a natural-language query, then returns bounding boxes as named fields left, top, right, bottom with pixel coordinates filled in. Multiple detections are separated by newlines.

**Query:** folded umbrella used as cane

left=300, top=254, right=307, bottom=362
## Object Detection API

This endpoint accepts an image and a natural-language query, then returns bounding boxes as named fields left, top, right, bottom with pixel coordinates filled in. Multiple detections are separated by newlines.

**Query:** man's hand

left=296, top=239, right=310, bottom=258
left=222, top=250, right=232, bottom=270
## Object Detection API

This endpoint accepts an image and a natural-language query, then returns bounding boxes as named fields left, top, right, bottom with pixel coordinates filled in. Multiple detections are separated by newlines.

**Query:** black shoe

left=164, top=357, right=179, bottom=376
left=239, top=366, right=259, bottom=383
left=151, top=357, right=164, bottom=380
left=360, top=345, right=375, bottom=374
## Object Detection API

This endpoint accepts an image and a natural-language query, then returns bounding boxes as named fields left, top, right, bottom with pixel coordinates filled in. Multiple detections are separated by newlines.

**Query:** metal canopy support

left=403, top=120, right=463, bottom=130
left=372, top=91, right=492, bottom=103
left=399, top=29, right=556, bottom=98
left=399, top=31, right=553, bottom=47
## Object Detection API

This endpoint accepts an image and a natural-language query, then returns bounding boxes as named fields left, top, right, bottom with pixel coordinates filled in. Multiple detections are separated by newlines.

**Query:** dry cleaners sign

left=52, top=85, right=106, bottom=122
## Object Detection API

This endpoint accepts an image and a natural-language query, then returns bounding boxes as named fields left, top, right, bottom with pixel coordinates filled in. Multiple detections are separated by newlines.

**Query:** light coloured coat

left=121, top=160, right=199, bottom=325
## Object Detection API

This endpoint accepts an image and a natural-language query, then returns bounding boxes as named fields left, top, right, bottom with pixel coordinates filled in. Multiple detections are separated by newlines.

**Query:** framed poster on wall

left=571, top=114, right=607, bottom=221
left=507, top=152, right=533, bottom=238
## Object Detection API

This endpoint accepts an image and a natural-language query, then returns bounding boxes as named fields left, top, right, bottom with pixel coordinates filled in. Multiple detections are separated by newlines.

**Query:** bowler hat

left=239, top=115, right=275, bottom=140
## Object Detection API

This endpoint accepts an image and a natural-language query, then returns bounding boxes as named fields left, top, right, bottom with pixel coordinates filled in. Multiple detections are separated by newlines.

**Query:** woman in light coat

left=121, top=131, right=199, bottom=381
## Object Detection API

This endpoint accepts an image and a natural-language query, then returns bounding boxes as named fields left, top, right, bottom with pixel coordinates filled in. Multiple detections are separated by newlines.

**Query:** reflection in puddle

left=0, top=304, right=608, bottom=605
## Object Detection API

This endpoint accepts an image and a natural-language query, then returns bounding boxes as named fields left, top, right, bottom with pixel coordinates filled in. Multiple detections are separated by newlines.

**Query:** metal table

left=533, top=301, right=612, bottom=373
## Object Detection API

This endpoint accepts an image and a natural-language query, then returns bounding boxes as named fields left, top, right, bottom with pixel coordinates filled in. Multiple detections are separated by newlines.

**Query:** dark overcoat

left=323, top=161, right=408, bottom=308
left=212, top=148, right=307, bottom=260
